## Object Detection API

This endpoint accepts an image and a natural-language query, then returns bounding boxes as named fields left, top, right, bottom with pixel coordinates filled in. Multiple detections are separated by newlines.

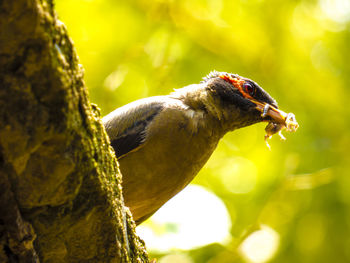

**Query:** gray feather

left=102, top=97, right=165, bottom=158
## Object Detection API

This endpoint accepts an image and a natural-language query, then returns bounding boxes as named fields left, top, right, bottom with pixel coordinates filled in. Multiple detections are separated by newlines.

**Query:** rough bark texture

left=0, top=0, right=149, bottom=262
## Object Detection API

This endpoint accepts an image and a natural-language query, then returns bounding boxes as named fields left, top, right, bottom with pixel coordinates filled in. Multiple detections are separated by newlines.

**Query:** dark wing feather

left=109, top=126, right=145, bottom=158
left=102, top=97, right=165, bottom=158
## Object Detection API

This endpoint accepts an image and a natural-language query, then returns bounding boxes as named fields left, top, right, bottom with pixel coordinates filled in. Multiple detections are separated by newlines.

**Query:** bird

left=102, top=71, right=297, bottom=225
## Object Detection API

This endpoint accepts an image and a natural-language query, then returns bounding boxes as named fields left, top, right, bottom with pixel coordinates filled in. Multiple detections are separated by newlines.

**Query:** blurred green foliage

left=57, top=0, right=350, bottom=262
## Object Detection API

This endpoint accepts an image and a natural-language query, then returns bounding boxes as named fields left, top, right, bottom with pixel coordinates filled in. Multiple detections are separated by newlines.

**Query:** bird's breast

left=118, top=107, right=221, bottom=223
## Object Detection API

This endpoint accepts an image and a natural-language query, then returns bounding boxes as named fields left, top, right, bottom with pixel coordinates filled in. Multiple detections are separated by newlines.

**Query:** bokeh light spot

left=319, top=0, right=350, bottom=23
left=136, top=185, right=232, bottom=251
left=239, top=225, right=280, bottom=263
left=159, top=253, right=194, bottom=263
left=103, top=65, right=129, bottom=91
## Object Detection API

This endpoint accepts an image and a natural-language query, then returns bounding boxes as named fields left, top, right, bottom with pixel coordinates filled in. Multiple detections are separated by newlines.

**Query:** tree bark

left=0, top=0, right=149, bottom=262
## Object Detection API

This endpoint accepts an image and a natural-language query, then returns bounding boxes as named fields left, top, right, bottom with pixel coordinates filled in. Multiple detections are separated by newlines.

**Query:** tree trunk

left=0, top=0, right=149, bottom=262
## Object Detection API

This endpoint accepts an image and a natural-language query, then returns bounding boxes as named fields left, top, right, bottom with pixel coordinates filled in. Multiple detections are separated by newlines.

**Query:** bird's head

left=172, top=71, right=297, bottom=136
left=174, top=71, right=287, bottom=132
left=199, top=71, right=291, bottom=132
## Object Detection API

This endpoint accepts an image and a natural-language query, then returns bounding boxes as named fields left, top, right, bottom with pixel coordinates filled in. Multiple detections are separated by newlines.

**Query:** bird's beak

left=250, top=99, right=299, bottom=132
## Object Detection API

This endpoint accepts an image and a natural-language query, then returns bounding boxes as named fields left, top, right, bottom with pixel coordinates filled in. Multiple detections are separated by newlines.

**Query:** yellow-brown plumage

left=103, top=72, right=291, bottom=224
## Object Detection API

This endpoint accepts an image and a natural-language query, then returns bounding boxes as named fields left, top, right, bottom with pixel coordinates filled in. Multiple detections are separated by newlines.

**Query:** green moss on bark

left=0, top=0, right=149, bottom=262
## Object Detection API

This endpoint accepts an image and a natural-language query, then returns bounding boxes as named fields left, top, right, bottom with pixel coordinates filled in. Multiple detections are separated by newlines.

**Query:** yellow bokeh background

left=57, top=0, right=350, bottom=262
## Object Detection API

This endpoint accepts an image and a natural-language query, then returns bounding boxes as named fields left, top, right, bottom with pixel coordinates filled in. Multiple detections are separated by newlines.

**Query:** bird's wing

left=102, top=97, right=166, bottom=159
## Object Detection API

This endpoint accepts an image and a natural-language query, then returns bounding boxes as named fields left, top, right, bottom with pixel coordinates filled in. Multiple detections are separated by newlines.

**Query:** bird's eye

left=243, top=82, right=255, bottom=96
